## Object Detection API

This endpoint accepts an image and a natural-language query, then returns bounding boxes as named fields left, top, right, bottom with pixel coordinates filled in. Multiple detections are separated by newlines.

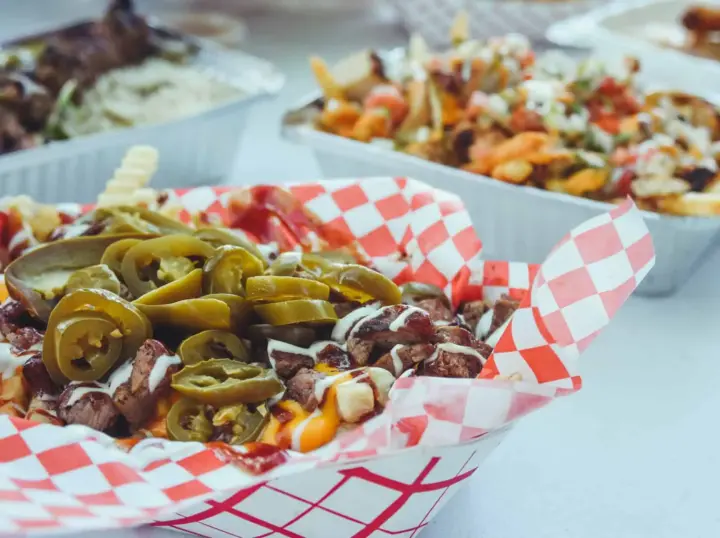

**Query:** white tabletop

left=3, top=3, right=720, bottom=538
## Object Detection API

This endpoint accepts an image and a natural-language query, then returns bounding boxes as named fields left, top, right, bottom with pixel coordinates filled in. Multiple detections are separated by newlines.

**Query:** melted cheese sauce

left=260, top=370, right=390, bottom=453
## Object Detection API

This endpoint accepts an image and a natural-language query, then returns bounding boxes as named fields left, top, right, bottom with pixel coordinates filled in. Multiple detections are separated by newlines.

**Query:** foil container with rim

left=0, top=17, right=284, bottom=204
left=281, top=49, right=719, bottom=297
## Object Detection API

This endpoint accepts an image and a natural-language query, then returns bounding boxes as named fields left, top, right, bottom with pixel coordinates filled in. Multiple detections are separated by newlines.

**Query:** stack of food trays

left=282, top=13, right=720, bottom=296
left=0, top=145, right=653, bottom=535
left=0, top=0, right=283, bottom=204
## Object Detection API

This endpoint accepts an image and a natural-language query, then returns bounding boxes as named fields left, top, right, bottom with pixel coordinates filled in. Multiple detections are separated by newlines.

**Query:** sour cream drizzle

left=148, top=354, right=181, bottom=393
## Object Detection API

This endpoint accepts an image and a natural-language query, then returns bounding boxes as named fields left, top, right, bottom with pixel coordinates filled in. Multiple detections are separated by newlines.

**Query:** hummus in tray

left=299, top=12, right=720, bottom=217
left=0, top=0, right=244, bottom=154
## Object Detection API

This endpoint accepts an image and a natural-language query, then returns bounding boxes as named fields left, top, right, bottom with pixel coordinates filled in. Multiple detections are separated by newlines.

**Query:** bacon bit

left=271, top=404, right=295, bottom=425
left=364, top=91, right=409, bottom=125
left=520, top=51, right=536, bottom=70
left=597, top=76, right=624, bottom=95
left=593, top=114, right=621, bottom=135
left=615, top=170, right=636, bottom=197
left=208, top=442, right=289, bottom=475
left=509, top=108, right=545, bottom=133
left=610, top=147, right=637, bottom=167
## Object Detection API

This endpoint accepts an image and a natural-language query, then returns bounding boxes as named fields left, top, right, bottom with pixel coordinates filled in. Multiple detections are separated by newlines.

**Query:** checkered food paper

left=0, top=178, right=654, bottom=536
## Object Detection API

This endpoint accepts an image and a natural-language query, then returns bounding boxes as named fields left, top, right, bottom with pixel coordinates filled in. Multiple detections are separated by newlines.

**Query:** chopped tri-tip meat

left=113, top=339, right=181, bottom=430
left=6, top=327, right=42, bottom=351
left=421, top=343, right=484, bottom=379
left=0, top=300, right=28, bottom=339
left=285, top=368, right=325, bottom=412
left=22, top=354, right=57, bottom=397
left=268, top=341, right=315, bottom=380
left=314, top=342, right=354, bottom=372
left=414, top=297, right=454, bottom=324
left=462, top=294, right=520, bottom=344
left=58, top=383, right=120, bottom=432
left=374, top=343, right=436, bottom=376
left=434, top=325, right=493, bottom=359
left=332, top=301, right=363, bottom=319
left=268, top=340, right=355, bottom=378
left=460, top=300, right=490, bottom=334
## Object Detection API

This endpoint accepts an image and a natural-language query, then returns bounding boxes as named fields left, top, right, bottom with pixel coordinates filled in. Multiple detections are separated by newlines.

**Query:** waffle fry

left=97, top=145, right=159, bottom=208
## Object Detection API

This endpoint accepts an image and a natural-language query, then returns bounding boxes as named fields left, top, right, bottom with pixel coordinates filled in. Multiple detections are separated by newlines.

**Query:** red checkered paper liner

left=0, top=179, right=654, bottom=536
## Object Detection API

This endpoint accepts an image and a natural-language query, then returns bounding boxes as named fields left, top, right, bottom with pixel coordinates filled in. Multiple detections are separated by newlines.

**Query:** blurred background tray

left=386, top=0, right=603, bottom=47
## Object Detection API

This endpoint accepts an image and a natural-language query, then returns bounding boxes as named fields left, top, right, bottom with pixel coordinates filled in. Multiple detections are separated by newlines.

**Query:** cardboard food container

left=0, top=178, right=654, bottom=536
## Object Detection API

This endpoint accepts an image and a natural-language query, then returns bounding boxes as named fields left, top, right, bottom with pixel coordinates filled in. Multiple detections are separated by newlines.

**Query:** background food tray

left=283, top=121, right=719, bottom=297
left=546, top=0, right=720, bottom=101
left=386, top=0, right=603, bottom=48
left=0, top=20, right=284, bottom=204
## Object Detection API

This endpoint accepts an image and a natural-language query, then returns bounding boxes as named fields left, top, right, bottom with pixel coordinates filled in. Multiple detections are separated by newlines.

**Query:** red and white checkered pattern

left=479, top=199, right=654, bottom=389
left=387, top=0, right=603, bottom=48
left=0, top=179, right=654, bottom=537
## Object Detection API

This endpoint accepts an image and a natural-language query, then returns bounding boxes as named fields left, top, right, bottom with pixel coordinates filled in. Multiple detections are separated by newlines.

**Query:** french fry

left=450, top=10, right=470, bottom=47
left=563, top=168, right=610, bottom=196
left=631, top=176, right=690, bottom=198
left=309, top=56, right=345, bottom=101
left=491, top=159, right=533, bottom=184
left=408, top=33, right=430, bottom=65
left=656, top=192, right=720, bottom=216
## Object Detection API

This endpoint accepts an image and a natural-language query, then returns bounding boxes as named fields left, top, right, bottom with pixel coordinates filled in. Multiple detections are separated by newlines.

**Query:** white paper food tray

left=0, top=26, right=284, bottom=205
left=283, top=116, right=719, bottom=298
left=547, top=0, right=720, bottom=100
left=387, top=0, right=603, bottom=48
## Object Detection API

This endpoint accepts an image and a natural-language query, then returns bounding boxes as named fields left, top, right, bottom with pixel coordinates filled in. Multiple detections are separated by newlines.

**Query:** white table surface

left=3, top=3, right=720, bottom=538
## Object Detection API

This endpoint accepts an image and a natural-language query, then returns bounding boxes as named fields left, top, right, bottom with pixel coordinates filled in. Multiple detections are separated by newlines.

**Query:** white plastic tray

left=547, top=0, right=720, bottom=99
left=283, top=106, right=720, bottom=297
left=0, top=24, right=284, bottom=204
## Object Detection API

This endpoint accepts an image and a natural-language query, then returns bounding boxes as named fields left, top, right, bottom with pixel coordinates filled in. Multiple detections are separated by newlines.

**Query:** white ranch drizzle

left=108, top=360, right=134, bottom=394
left=388, top=306, right=426, bottom=332
left=331, top=304, right=379, bottom=343
left=65, top=384, right=113, bottom=407
left=290, top=408, right=322, bottom=452
left=0, top=342, right=28, bottom=378
left=267, top=340, right=314, bottom=370
left=148, top=354, right=181, bottom=393
left=348, top=307, right=388, bottom=340
left=425, top=342, right=486, bottom=365
left=389, top=345, right=404, bottom=376
left=267, top=339, right=344, bottom=367
left=474, top=309, right=495, bottom=340
left=313, top=371, right=350, bottom=403
left=64, top=359, right=135, bottom=408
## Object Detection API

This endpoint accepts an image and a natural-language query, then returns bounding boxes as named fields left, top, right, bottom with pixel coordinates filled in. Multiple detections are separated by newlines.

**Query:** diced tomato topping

left=615, top=170, right=635, bottom=197
left=509, top=108, right=545, bottom=133
left=364, top=90, right=409, bottom=125
left=593, top=114, right=620, bottom=135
